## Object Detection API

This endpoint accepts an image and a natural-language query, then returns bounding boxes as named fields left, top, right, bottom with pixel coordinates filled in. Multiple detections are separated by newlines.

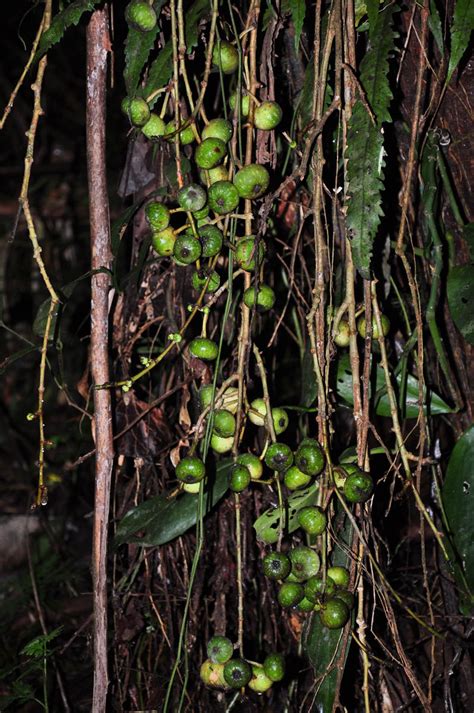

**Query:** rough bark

left=86, top=8, right=113, bottom=712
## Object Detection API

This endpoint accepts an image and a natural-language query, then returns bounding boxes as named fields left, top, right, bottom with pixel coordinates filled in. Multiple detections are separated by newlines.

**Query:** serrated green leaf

left=124, top=16, right=159, bottom=95
left=363, top=3, right=397, bottom=126
left=447, top=0, right=474, bottom=83
left=123, top=1, right=168, bottom=96
left=114, top=459, right=231, bottom=547
left=346, top=4, right=396, bottom=278
left=35, top=0, right=102, bottom=61
left=21, top=627, right=64, bottom=659
left=184, top=0, right=211, bottom=53
left=346, top=110, right=385, bottom=278
left=143, top=43, right=173, bottom=107
left=442, top=425, right=474, bottom=611
left=288, top=0, right=306, bottom=50
left=303, top=503, right=353, bottom=710
left=447, top=265, right=474, bottom=344
left=335, top=353, right=453, bottom=417
left=253, top=483, right=319, bottom=544
left=366, top=0, right=379, bottom=33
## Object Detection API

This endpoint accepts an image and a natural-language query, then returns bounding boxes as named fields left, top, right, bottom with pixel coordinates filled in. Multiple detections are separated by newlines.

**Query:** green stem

left=421, top=134, right=461, bottom=409
left=436, top=144, right=465, bottom=228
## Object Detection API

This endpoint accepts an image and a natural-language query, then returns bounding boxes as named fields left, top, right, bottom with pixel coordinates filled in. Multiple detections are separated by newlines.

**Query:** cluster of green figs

left=122, top=7, right=284, bottom=365
left=200, top=636, right=285, bottom=693
left=264, top=551, right=354, bottom=628
left=176, top=390, right=374, bottom=506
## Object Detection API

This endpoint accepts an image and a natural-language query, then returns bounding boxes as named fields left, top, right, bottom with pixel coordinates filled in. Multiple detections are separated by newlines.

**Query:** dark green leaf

left=429, top=0, right=444, bottom=53
left=447, top=265, right=474, bottom=344
left=366, top=0, right=379, bottom=34
left=346, top=4, right=397, bottom=277
left=184, top=0, right=211, bottom=53
left=346, top=113, right=385, bottom=278
left=111, top=202, right=142, bottom=257
left=124, top=9, right=160, bottom=96
left=335, top=354, right=453, bottom=417
left=363, top=4, right=397, bottom=125
left=143, top=44, right=173, bottom=109
left=442, top=425, right=474, bottom=609
left=33, top=271, right=107, bottom=339
left=253, top=483, right=319, bottom=544
left=447, top=0, right=474, bottom=83
left=303, top=503, right=353, bottom=710
left=0, top=346, right=38, bottom=374
left=124, top=0, right=169, bottom=97
left=32, top=299, right=63, bottom=340
left=297, top=56, right=315, bottom=129
left=114, top=459, right=232, bottom=547
left=288, top=0, right=306, bottom=50
left=35, top=0, right=102, bottom=61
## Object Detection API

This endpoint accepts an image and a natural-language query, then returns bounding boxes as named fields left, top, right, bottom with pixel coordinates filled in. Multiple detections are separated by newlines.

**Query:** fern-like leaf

left=35, top=0, right=102, bottom=62
left=346, top=3, right=396, bottom=278
left=141, top=0, right=210, bottom=107
left=362, top=3, right=397, bottom=123
left=123, top=1, right=167, bottom=96
left=447, top=0, right=474, bottom=83
left=124, top=25, right=159, bottom=97
left=184, top=0, right=212, bottom=53
left=142, top=44, right=173, bottom=108
left=346, top=106, right=385, bottom=279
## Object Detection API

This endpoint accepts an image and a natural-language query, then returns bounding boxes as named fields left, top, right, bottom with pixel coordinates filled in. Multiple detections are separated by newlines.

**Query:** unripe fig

left=212, top=41, right=239, bottom=74
left=202, top=118, right=233, bottom=142
left=254, top=101, right=282, bottom=130
left=207, top=635, right=234, bottom=664
left=263, top=653, right=285, bottom=682
left=263, top=552, right=291, bottom=580
left=189, top=337, right=218, bottom=361
left=195, top=138, right=227, bottom=169
left=175, top=456, right=205, bottom=484
left=248, top=664, right=273, bottom=693
left=357, top=314, right=390, bottom=339
left=208, top=180, right=239, bottom=214
left=142, top=113, right=166, bottom=138
left=223, top=658, right=252, bottom=688
left=126, top=1, right=157, bottom=32
left=200, top=659, right=228, bottom=689
left=145, top=201, right=170, bottom=231
left=243, top=284, right=275, bottom=312
left=178, top=183, right=207, bottom=212
left=288, top=546, right=320, bottom=581
left=229, top=92, right=250, bottom=117
left=235, top=236, right=265, bottom=271
left=151, top=227, right=176, bottom=257
left=236, top=453, right=263, bottom=480
left=233, top=164, right=270, bottom=199
left=264, top=442, right=293, bottom=472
